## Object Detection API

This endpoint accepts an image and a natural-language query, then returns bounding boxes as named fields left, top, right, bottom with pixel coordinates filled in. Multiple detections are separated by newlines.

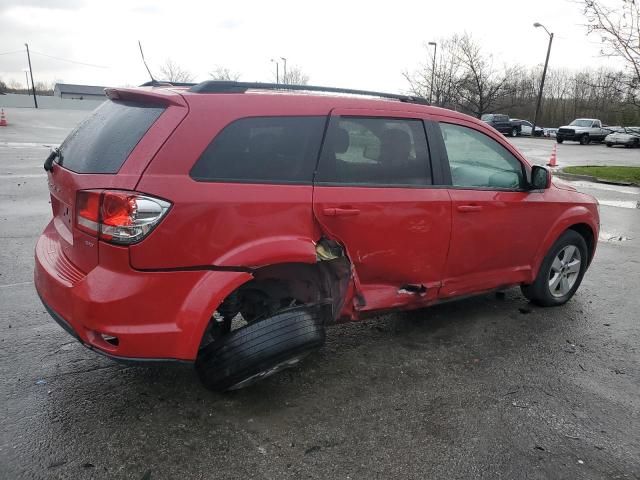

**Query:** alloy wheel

left=548, top=245, right=582, bottom=297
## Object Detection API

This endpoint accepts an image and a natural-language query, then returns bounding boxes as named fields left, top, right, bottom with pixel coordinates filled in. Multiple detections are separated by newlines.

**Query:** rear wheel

left=579, top=135, right=590, bottom=145
left=521, top=230, right=588, bottom=307
left=606, top=143, right=613, bottom=147
left=556, top=137, right=564, bottom=144
left=511, top=127, right=518, bottom=137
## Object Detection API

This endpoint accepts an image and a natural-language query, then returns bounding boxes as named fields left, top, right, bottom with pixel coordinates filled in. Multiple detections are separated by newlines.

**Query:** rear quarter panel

left=132, top=94, right=334, bottom=269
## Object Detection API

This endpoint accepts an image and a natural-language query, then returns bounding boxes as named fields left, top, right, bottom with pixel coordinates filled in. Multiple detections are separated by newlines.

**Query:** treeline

left=0, top=79, right=54, bottom=96
left=404, top=33, right=640, bottom=127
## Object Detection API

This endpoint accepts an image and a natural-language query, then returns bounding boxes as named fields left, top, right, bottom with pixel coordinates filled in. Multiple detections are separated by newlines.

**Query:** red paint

left=35, top=88, right=599, bottom=361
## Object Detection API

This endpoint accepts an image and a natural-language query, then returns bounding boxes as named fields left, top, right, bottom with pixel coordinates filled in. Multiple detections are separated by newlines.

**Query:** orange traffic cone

left=0, top=109, right=7, bottom=127
left=547, top=143, right=557, bottom=167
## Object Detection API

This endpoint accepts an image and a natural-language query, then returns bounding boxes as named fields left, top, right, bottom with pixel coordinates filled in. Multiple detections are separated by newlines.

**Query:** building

left=53, top=83, right=106, bottom=100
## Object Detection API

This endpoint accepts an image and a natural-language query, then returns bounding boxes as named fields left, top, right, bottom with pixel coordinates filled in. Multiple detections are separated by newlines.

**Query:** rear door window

left=315, top=117, right=431, bottom=186
left=59, top=100, right=165, bottom=173
left=190, top=116, right=325, bottom=183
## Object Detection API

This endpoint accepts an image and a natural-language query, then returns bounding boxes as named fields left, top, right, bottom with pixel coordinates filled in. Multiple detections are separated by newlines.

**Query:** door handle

left=322, top=207, right=361, bottom=217
left=457, top=205, right=483, bottom=213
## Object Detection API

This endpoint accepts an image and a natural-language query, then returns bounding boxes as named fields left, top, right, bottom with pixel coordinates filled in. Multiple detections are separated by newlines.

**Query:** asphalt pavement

left=1, top=112, right=639, bottom=480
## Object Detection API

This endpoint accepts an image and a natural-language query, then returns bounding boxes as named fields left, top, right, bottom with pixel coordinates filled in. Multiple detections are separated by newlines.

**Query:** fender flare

left=530, top=206, right=598, bottom=280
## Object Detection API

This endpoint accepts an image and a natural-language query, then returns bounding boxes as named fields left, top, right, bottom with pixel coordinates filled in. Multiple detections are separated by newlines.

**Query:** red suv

left=35, top=82, right=599, bottom=391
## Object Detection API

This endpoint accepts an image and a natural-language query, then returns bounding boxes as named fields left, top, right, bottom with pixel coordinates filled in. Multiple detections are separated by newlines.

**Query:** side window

left=315, top=117, right=431, bottom=186
left=593, top=121, right=601, bottom=128
left=190, top=116, right=325, bottom=183
left=439, top=123, right=524, bottom=189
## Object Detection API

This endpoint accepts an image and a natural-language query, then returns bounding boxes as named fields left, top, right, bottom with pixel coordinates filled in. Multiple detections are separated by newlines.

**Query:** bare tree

left=281, top=65, right=309, bottom=85
left=159, top=59, right=194, bottom=83
left=209, top=66, right=241, bottom=81
left=582, top=0, right=640, bottom=104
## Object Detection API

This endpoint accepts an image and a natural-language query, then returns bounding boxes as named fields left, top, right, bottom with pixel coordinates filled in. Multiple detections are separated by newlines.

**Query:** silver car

left=605, top=127, right=640, bottom=148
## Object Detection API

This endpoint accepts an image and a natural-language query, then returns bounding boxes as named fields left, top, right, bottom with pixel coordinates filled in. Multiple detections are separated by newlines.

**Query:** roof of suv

left=107, top=81, right=483, bottom=128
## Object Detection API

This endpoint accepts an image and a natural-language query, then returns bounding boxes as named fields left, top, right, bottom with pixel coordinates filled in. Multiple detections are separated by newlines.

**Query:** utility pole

left=532, top=23, right=553, bottom=134
left=23, top=70, right=29, bottom=91
left=428, top=42, right=437, bottom=105
left=25, top=43, right=38, bottom=108
left=280, top=57, right=287, bottom=84
left=271, top=58, right=279, bottom=84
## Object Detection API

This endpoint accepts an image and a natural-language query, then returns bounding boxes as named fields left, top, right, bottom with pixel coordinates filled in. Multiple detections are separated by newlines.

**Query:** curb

left=554, top=169, right=639, bottom=187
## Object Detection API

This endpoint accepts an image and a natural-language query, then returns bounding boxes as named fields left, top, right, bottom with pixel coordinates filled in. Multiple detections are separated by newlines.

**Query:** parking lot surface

left=1, top=111, right=639, bottom=479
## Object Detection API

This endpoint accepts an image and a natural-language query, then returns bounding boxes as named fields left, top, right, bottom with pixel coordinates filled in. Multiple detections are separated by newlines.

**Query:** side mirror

left=530, top=165, right=551, bottom=190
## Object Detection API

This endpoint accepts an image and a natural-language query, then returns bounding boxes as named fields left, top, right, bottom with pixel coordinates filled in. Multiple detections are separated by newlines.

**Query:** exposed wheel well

left=568, top=223, right=595, bottom=264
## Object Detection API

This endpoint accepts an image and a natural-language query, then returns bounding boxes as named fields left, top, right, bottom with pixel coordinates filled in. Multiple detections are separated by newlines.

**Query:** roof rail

left=139, top=80, right=198, bottom=87
left=189, top=81, right=430, bottom=105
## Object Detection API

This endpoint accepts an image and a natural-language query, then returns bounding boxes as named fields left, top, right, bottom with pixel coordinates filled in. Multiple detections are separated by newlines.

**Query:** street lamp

left=280, top=57, right=287, bottom=84
left=532, top=23, right=554, bottom=135
left=270, top=58, right=279, bottom=84
left=428, top=42, right=437, bottom=105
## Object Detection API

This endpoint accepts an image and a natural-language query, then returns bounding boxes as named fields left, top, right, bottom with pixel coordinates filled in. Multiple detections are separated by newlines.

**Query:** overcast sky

left=0, top=0, right=622, bottom=92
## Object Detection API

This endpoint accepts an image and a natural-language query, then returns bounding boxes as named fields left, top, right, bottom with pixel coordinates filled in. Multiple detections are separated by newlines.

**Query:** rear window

left=190, top=116, right=325, bottom=184
left=58, top=100, right=165, bottom=174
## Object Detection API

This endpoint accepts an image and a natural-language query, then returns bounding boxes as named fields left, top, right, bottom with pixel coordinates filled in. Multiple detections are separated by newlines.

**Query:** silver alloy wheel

left=548, top=245, right=582, bottom=298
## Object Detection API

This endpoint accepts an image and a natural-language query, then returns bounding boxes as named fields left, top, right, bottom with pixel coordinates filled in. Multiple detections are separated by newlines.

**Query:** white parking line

left=0, top=281, right=33, bottom=289
left=0, top=173, right=47, bottom=179
left=598, top=200, right=640, bottom=209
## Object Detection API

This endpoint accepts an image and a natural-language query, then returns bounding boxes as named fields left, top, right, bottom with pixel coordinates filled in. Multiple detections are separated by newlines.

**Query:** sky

left=0, top=0, right=623, bottom=92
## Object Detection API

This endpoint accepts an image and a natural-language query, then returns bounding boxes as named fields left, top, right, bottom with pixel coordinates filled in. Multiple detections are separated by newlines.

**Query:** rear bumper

left=34, top=220, right=251, bottom=361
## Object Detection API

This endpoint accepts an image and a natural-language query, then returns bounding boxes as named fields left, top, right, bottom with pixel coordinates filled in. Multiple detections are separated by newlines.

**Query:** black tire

left=579, top=134, right=590, bottom=145
left=511, top=127, right=518, bottom=137
left=606, top=143, right=612, bottom=147
left=556, top=137, right=564, bottom=143
left=521, top=230, right=589, bottom=307
left=195, top=305, right=326, bottom=392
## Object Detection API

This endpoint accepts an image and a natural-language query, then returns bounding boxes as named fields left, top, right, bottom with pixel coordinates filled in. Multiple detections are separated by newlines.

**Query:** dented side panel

left=313, top=185, right=453, bottom=312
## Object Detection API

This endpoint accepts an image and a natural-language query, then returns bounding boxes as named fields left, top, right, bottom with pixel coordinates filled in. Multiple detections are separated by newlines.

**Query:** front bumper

left=34, top=220, right=251, bottom=361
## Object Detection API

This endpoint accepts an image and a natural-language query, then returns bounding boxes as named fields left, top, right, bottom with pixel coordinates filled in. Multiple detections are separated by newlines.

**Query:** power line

left=29, top=50, right=108, bottom=69
left=0, top=49, right=25, bottom=56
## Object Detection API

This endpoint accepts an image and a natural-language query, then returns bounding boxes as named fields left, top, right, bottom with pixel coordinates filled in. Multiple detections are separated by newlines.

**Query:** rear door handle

left=457, top=205, right=483, bottom=213
left=322, top=207, right=361, bottom=217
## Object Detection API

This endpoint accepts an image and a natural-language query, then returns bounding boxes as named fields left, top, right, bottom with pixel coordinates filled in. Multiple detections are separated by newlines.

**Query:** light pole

left=271, top=58, right=279, bottom=84
left=280, top=57, right=287, bottom=84
left=23, top=69, right=29, bottom=92
left=25, top=43, right=38, bottom=108
left=532, top=23, right=553, bottom=135
left=428, top=42, right=437, bottom=105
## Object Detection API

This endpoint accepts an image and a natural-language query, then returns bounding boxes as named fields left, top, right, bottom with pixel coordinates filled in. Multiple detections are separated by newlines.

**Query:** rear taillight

left=76, top=190, right=170, bottom=245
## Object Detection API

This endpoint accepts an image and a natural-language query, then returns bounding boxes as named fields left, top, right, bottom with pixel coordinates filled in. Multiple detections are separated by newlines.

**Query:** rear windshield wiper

left=44, top=147, right=62, bottom=172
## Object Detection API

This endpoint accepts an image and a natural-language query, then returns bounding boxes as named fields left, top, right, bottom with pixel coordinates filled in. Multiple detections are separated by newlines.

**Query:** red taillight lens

left=75, top=190, right=170, bottom=245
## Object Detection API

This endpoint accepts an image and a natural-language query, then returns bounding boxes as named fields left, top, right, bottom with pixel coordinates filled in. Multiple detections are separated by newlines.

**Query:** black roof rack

left=139, top=80, right=198, bottom=87
left=189, top=81, right=430, bottom=105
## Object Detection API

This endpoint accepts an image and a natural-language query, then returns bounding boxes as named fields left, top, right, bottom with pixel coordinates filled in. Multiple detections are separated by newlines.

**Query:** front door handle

left=322, top=207, right=361, bottom=217
left=457, top=205, right=483, bottom=213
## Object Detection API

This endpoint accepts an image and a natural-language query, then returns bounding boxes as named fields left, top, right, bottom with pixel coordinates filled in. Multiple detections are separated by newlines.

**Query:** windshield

left=569, top=120, right=594, bottom=127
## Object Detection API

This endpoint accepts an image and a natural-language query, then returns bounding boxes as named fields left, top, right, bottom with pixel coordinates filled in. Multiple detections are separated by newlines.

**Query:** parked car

left=511, top=119, right=544, bottom=137
left=35, top=82, right=599, bottom=391
left=481, top=113, right=521, bottom=137
left=556, top=118, right=612, bottom=144
left=544, top=128, right=558, bottom=138
left=605, top=127, right=640, bottom=147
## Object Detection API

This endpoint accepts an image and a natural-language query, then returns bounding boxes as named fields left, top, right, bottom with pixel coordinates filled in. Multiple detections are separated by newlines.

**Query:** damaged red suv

left=35, top=82, right=599, bottom=391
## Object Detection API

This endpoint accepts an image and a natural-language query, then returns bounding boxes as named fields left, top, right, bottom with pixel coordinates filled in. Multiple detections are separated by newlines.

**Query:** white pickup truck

left=556, top=118, right=612, bottom=145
